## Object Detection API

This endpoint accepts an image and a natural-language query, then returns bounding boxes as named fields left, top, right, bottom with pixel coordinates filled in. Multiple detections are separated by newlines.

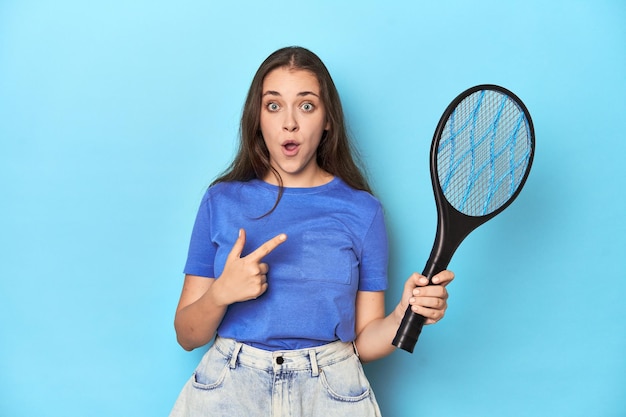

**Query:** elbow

left=177, top=338, right=196, bottom=352
left=174, top=319, right=197, bottom=351
left=175, top=328, right=200, bottom=351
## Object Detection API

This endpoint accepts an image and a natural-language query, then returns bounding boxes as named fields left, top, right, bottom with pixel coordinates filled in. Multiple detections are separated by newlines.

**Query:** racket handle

left=392, top=307, right=427, bottom=353
left=392, top=258, right=448, bottom=353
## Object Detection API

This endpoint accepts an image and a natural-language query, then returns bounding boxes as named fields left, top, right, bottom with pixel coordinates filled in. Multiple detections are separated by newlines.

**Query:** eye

left=301, top=102, right=315, bottom=112
left=267, top=102, right=280, bottom=112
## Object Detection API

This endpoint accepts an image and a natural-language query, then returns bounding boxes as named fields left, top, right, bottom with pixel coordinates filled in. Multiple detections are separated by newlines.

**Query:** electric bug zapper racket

left=392, top=84, right=535, bottom=353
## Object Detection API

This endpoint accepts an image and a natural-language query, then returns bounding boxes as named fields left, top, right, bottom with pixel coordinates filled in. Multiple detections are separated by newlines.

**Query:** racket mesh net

left=437, top=90, right=532, bottom=216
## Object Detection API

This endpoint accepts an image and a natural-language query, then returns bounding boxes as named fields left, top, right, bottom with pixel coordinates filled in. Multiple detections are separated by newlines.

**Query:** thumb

left=227, top=228, right=246, bottom=260
left=404, top=273, right=422, bottom=291
left=403, top=273, right=428, bottom=298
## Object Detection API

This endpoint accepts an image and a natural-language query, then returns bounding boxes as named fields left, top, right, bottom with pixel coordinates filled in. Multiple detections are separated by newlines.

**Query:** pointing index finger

left=248, top=233, right=287, bottom=261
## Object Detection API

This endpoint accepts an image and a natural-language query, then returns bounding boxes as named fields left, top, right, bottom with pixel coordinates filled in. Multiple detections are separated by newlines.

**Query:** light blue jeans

left=169, top=336, right=382, bottom=417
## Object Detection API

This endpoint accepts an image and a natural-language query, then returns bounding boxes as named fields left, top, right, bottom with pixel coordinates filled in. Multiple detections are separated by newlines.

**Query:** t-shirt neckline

left=252, top=177, right=340, bottom=194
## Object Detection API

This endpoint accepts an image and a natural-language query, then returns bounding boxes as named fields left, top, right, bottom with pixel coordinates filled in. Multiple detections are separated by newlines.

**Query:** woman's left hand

left=399, top=270, right=455, bottom=325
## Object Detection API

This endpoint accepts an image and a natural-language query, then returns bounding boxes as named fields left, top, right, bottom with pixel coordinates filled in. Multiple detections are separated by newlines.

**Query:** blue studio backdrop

left=1, top=1, right=624, bottom=416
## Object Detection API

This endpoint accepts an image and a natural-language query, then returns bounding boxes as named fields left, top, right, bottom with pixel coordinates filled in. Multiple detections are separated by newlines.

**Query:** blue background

left=1, top=1, right=624, bottom=416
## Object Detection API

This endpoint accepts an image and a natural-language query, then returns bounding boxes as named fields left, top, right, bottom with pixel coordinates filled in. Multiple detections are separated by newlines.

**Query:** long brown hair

left=212, top=46, right=372, bottom=206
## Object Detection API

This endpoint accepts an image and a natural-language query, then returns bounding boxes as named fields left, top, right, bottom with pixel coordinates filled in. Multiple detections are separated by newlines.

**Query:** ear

left=325, top=120, right=331, bottom=130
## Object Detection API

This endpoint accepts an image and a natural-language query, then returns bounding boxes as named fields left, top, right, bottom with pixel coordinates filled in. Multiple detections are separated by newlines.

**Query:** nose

left=283, top=109, right=299, bottom=132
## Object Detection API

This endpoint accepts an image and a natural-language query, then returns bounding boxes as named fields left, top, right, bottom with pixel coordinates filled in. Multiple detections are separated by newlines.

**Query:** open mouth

left=282, top=141, right=299, bottom=154
left=283, top=143, right=298, bottom=151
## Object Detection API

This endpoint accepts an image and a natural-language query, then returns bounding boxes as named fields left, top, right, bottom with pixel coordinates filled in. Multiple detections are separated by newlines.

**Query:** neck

left=264, top=168, right=334, bottom=188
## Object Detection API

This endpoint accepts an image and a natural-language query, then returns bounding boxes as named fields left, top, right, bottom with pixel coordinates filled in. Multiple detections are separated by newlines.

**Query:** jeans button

left=276, top=356, right=284, bottom=365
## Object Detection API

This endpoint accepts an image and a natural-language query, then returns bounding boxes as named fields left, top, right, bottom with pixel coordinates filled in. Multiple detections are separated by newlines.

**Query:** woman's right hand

left=174, top=229, right=287, bottom=350
left=211, top=229, right=287, bottom=306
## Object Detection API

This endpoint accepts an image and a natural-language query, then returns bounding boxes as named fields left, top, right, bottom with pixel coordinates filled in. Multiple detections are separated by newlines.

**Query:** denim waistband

left=213, top=336, right=357, bottom=376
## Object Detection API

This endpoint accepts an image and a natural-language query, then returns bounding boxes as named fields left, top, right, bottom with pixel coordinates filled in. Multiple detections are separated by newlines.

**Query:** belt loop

left=309, top=350, right=319, bottom=377
left=229, top=342, right=242, bottom=369
left=352, top=341, right=360, bottom=358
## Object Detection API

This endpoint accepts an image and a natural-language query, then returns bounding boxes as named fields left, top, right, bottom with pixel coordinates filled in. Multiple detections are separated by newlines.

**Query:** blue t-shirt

left=184, top=177, right=389, bottom=350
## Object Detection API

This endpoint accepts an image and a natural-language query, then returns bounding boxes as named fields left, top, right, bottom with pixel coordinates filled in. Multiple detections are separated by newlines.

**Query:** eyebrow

left=262, top=90, right=320, bottom=98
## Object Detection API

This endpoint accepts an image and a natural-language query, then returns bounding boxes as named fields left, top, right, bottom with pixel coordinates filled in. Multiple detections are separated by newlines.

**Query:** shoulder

left=201, top=180, right=276, bottom=215
left=206, top=180, right=242, bottom=195
left=332, top=178, right=384, bottom=212
left=197, top=181, right=245, bottom=212
left=204, top=180, right=261, bottom=200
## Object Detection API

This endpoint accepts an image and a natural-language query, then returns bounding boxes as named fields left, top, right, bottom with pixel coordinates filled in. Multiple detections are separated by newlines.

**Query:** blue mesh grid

left=437, top=90, right=532, bottom=216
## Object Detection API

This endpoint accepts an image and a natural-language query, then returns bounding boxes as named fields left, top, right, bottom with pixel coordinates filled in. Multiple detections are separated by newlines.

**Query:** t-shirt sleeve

left=358, top=204, right=389, bottom=291
left=183, top=191, right=217, bottom=278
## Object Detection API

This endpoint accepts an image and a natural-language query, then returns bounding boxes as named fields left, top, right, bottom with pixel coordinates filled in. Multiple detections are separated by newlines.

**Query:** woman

left=170, top=46, right=454, bottom=416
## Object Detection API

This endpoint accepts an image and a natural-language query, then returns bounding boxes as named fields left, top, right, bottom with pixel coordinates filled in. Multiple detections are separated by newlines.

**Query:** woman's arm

left=354, top=271, right=454, bottom=362
left=174, top=229, right=287, bottom=351
left=174, top=275, right=227, bottom=351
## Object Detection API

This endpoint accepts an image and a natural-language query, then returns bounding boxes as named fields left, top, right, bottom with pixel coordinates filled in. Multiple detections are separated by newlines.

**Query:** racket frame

left=392, top=84, right=535, bottom=353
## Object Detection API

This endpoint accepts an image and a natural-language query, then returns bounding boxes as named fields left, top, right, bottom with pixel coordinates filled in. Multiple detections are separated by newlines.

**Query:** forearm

left=174, top=285, right=227, bottom=351
left=354, top=271, right=453, bottom=362
left=354, top=303, right=404, bottom=363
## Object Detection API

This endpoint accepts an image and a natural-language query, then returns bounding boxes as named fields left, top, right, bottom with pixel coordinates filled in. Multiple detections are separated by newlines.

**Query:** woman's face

left=260, top=66, right=331, bottom=187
